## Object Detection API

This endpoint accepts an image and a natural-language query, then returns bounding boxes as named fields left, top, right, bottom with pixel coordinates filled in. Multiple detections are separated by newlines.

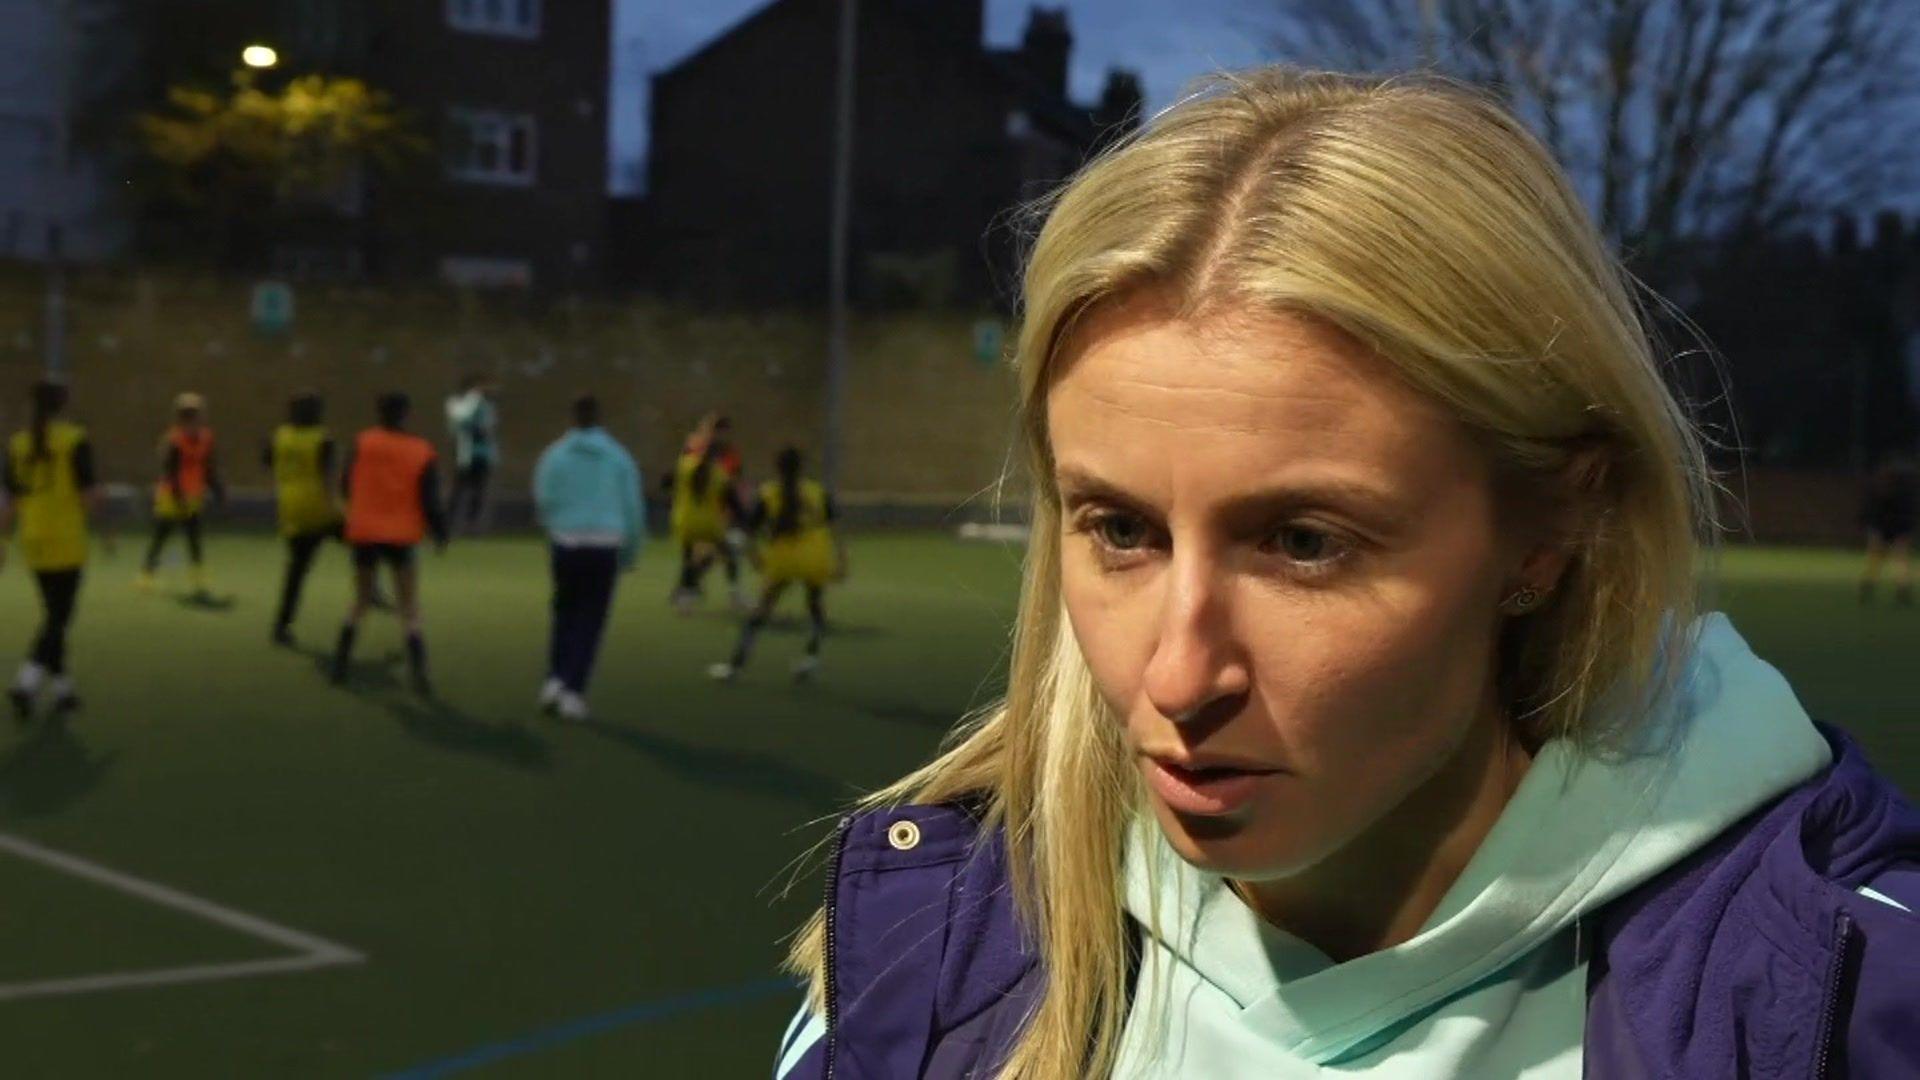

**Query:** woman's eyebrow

left=1215, top=479, right=1414, bottom=530
left=1054, top=467, right=1153, bottom=512
left=1058, top=464, right=1414, bottom=530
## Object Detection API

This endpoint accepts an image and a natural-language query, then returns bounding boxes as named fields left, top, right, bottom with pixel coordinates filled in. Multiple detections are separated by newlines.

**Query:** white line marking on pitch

left=0, top=831, right=365, bottom=1002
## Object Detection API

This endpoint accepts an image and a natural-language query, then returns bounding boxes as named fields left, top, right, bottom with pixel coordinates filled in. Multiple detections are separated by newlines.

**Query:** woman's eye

left=1273, top=525, right=1334, bottom=562
left=1096, top=513, right=1150, bottom=551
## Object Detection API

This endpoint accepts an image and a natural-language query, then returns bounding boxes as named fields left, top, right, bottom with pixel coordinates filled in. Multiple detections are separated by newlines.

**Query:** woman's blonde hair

left=788, top=67, right=1712, bottom=1078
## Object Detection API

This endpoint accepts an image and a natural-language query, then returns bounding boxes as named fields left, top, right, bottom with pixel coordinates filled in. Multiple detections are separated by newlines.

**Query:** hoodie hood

left=557, top=427, right=616, bottom=456
left=1120, top=613, right=1833, bottom=1067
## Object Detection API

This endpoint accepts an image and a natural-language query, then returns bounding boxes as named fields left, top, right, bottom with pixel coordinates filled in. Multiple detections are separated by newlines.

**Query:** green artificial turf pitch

left=0, top=534, right=1911, bottom=1076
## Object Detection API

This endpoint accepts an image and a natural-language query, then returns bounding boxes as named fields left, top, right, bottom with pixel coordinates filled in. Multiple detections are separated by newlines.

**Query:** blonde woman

left=773, top=70, right=1919, bottom=1079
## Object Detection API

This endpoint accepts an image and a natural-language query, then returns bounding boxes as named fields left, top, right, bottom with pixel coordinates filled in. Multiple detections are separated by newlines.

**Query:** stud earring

left=1502, top=585, right=1543, bottom=614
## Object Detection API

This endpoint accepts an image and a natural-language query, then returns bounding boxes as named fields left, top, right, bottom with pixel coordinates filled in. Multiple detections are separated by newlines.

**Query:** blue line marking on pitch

left=382, top=976, right=795, bottom=1078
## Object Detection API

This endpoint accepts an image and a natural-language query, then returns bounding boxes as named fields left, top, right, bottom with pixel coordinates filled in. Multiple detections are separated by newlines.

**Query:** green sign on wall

left=251, top=280, right=295, bottom=336
left=972, top=319, right=1004, bottom=365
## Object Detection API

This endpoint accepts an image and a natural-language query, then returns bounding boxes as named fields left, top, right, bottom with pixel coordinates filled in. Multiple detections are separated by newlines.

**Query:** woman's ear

left=1505, top=446, right=1610, bottom=604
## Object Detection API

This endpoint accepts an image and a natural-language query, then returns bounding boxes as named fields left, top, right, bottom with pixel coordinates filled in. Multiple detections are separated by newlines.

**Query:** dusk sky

left=609, top=0, right=1264, bottom=193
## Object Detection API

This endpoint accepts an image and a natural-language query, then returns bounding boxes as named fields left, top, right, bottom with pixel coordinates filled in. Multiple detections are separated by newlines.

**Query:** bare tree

left=1262, top=0, right=1920, bottom=261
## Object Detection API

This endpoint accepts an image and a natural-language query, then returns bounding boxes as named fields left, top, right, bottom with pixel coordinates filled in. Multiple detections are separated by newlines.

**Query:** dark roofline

left=985, top=48, right=1097, bottom=140
left=654, top=0, right=1101, bottom=142
left=654, top=0, right=789, bottom=82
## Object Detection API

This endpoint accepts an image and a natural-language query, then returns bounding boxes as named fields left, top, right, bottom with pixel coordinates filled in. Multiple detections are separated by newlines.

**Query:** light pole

left=822, top=0, right=857, bottom=493
left=42, top=0, right=72, bottom=377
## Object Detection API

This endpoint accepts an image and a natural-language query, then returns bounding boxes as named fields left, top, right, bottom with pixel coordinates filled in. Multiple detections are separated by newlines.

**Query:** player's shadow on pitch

left=0, top=721, right=116, bottom=817
left=298, top=648, right=553, bottom=771
left=300, top=646, right=402, bottom=692
left=579, top=721, right=850, bottom=808
left=386, top=697, right=554, bottom=771
left=171, top=591, right=238, bottom=613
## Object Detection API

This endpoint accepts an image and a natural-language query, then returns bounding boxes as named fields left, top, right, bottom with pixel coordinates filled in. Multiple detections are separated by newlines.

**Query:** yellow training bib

left=7, top=421, right=90, bottom=571
left=272, top=424, right=340, bottom=537
left=758, top=478, right=835, bottom=586
left=670, top=453, right=729, bottom=544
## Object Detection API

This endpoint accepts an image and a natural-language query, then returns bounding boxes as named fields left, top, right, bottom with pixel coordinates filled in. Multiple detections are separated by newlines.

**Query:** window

left=446, top=109, right=538, bottom=186
left=446, top=0, right=540, bottom=38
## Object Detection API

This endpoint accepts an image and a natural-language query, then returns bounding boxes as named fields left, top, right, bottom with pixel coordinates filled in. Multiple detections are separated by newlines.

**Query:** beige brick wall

left=0, top=270, right=1026, bottom=505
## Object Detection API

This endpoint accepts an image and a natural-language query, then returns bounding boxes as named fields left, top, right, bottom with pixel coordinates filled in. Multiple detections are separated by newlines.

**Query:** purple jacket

left=786, top=726, right=1920, bottom=1078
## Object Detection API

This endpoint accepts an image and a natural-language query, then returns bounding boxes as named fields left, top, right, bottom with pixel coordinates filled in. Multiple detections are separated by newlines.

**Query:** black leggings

left=276, top=529, right=333, bottom=630
left=677, top=541, right=740, bottom=592
left=29, top=569, right=82, bottom=675
left=144, top=515, right=204, bottom=571
left=677, top=544, right=706, bottom=591
left=450, top=461, right=491, bottom=529
left=728, top=584, right=826, bottom=668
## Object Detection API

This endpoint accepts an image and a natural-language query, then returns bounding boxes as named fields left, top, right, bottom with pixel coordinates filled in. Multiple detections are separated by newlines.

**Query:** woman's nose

left=1140, top=549, right=1250, bottom=724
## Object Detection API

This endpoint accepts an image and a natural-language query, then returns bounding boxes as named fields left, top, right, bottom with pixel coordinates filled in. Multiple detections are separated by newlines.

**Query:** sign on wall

left=251, top=280, right=295, bottom=336
left=972, top=319, right=1004, bottom=365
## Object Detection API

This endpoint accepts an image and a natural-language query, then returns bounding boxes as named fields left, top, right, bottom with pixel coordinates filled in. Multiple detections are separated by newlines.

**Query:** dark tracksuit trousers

left=548, top=545, right=620, bottom=694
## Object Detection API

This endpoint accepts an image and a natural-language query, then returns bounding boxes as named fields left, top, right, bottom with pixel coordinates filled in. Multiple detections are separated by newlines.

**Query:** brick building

left=630, top=0, right=1143, bottom=306
left=351, top=0, right=611, bottom=289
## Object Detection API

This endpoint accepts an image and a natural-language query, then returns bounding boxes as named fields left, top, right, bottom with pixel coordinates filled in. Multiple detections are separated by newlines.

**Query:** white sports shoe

left=556, top=691, right=591, bottom=723
left=47, top=677, right=80, bottom=717
left=706, top=662, right=738, bottom=682
left=13, top=661, right=47, bottom=695
left=790, top=655, right=821, bottom=682
left=8, top=662, right=45, bottom=722
left=537, top=677, right=565, bottom=714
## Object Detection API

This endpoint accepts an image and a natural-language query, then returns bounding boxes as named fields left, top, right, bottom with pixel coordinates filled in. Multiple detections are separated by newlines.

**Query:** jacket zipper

left=822, top=815, right=851, bottom=1080
left=1811, top=910, right=1854, bottom=1080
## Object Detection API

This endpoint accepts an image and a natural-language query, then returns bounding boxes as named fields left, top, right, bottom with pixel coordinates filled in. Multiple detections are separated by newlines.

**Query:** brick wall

left=0, top=270, right=1023, bottom=506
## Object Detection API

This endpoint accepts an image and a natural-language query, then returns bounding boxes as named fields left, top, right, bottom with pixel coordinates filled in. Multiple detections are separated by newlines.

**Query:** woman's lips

left=1144, top=757, right=1280, bottom=817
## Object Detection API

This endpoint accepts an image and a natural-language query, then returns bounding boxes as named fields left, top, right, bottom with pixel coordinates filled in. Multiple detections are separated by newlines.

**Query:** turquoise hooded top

left=532, top=426, right=645, bottom=567
left=1110, top=614, right=1835, bottom=1077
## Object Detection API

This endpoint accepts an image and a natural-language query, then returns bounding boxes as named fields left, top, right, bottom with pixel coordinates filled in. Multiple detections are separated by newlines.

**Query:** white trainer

left=706, top=662, right=738, bottom=682
left=556, top=691, right=591, bottom=723
left=12, top=661, right=47, bottom=695
left=537, top=677, right=565, bottom=714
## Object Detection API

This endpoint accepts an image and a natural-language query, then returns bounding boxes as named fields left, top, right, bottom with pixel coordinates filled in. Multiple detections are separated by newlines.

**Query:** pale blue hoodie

left=1108, top=615, right=1835, bottom=1077
left=532, top=426, right=644, bottom=567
